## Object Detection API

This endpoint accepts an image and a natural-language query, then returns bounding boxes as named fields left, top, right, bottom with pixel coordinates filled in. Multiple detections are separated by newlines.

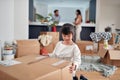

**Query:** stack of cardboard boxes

left=76, top=33, right=120, bottom=67
left=16, top=32, right=59, bottom=58
left=0, top=32, right=72, bottom=80
left=0, top=55, right=72, bottom=80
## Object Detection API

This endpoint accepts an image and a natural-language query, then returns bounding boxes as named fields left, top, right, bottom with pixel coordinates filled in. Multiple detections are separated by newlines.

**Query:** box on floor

left=22, top=56, right=72, bottom=80
left=98, top=47, right=120, bottom=67
left=0, top=62, right=61, bottom=80
left=38, top=57, right=72, bottom=80
left=16, top=39, right=40, bottom=58
left=76, top=41, right=94, bottom=55
left=1, top=55, right=72, bottom=80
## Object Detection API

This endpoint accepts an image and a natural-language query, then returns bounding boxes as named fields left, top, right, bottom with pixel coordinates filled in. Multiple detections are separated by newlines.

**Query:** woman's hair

left=76, top=9, right=82, bottom=15
left=76, top=9, right=83, bottom=22
left=61, top=23, right=74, bottom=35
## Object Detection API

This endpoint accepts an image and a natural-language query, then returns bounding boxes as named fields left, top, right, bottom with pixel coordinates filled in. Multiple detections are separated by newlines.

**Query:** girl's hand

left=69, top=63, right=76, bottom=73
left=41, top=53, right=49, bottom=56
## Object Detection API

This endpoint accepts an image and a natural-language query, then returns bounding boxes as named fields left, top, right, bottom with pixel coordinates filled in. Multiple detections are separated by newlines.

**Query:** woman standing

left=73, top=9, right=82, bottom=41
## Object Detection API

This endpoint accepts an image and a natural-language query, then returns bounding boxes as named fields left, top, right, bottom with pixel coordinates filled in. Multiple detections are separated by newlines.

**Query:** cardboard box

left=38, top=57, right=72, bottom=80
left=98, top=48, right=120, bottom=66
left=40, top=32, right=59, bottom=53
left=76, top=41, right=94, bottom=55
left=40, top=32, right=59, bottom=44
left=14, top=55, right=72, bottom=80
left=44, top=43, right=54, bottom=53
left=0, top=60, right=61, bottom=80
left=114, top=43, right=120, bottom=50
left=16, top=39, right=40, bottom=58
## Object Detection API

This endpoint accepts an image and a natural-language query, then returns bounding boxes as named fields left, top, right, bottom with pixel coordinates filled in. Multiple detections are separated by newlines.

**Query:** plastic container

left=2, top=54, right=15, bottom=60
left=3, top=50, right=13, bottom=55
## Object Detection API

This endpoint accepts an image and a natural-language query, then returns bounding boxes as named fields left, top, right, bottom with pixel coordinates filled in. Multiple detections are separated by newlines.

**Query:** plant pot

left=52, top=26, right=56, bottom=32
left=40, top=47, right=48, bottom=55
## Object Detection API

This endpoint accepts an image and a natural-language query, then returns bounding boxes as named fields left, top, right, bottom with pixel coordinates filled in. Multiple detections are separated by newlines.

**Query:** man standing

left=52, top=9, right=60, bottom=22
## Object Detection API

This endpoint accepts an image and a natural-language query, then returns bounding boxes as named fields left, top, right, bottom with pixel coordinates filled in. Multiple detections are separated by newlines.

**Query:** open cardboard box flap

left=109, top=50, right=120, bottom=60
left=98, top=48, right=120, bottom=60
left=98, top=47, right=120, bottom=66
left=98, top=48, right=108, bottom=58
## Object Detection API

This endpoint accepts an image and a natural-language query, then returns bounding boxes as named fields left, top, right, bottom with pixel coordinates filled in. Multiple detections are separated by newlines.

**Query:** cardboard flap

left=98, top=48, right=108, bottom=58
left=109, top=50, right=120, bottom=60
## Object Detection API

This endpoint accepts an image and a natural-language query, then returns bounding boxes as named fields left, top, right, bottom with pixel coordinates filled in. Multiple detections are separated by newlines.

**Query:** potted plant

left=47, top=13, right=59, bottom=32
left=35, top=13, right=44, bottom=23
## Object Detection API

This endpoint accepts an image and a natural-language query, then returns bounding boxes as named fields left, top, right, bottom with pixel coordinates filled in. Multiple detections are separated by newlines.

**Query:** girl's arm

left=73, top=45, right=81, bottom=69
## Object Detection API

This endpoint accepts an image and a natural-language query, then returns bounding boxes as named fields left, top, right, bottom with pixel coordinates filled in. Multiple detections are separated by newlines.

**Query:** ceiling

left=34, top=0, right=90, bottom=7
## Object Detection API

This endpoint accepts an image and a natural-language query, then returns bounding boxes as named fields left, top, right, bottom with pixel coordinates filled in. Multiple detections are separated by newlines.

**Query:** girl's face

left=62, top=33, right=73, bottom=42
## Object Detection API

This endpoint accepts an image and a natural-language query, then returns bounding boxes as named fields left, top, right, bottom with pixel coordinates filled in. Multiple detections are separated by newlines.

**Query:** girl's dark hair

left=61, top=23, right=74, bottom=35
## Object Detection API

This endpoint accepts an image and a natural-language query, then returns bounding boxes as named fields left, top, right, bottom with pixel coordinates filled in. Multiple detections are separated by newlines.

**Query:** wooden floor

left=76, top=67, right=120, bottom=80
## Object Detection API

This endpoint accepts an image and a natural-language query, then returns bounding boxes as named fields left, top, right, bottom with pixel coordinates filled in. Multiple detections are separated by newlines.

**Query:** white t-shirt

left=52, top=15, right=60, bottom=22
left=49, top=41, right=81, bottom=68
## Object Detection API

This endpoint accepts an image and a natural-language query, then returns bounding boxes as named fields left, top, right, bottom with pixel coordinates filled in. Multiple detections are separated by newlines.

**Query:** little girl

left=44, top=23, right=81, bottom=78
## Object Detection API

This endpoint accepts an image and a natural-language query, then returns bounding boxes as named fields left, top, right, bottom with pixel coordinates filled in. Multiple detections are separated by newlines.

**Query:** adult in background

left=73, top=9, right=82, bottom=42
left=52, top=9, right=60, bottom=22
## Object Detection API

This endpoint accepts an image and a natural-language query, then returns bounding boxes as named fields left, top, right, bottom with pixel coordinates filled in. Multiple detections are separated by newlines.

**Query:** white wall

left=14, top=0, right=29, bottom=40
left=0, top=0, right=29, bottom=46
left=0, top=0, right=14, bottom=45
left=116, top=5, right=120, bottom=29
left=34, top=2, right=48, bottom=17
left=96, top=0, right=120, bottom=32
